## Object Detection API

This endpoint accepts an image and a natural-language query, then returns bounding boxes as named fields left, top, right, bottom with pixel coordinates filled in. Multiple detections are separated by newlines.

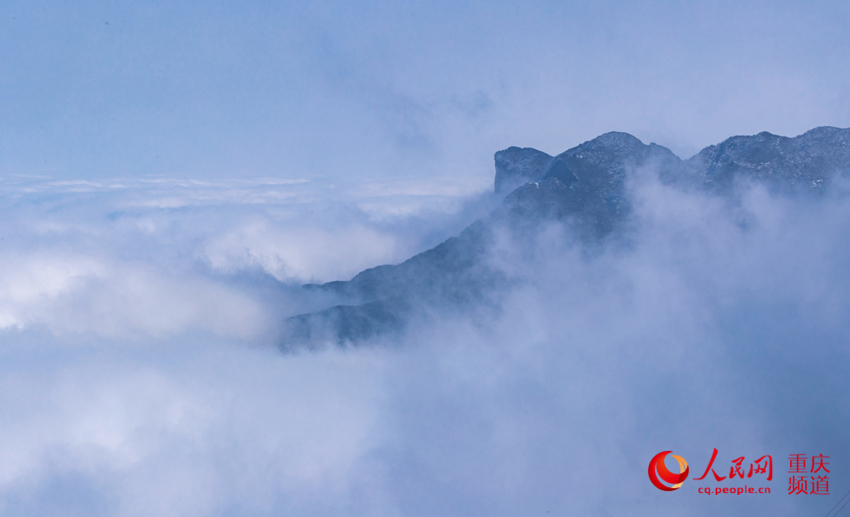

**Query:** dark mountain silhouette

left=281, top=127, right=850, bottom=348
left=497, top=132, right=682, bottom=238
left=494, top=146, right=553, bottom=194
left=689, top=126, right=850, bottom=190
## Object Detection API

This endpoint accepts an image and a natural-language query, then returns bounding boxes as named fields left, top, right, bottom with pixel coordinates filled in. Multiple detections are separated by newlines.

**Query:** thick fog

left=1, top=163, right=848, bottom=516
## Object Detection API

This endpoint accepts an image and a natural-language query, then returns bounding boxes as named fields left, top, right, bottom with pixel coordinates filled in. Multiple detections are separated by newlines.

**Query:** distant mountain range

left=281, top=127, right=850, bottom=348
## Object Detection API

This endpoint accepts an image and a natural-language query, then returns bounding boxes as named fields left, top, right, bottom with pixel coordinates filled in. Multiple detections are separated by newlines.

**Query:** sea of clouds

left=0, top=168, right=848, bottom=516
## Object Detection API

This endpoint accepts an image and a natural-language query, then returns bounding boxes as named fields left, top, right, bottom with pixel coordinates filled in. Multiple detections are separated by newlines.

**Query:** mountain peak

left=579, top=131, right=646, bottom=150
left=494, top=147, right=553, bottom=194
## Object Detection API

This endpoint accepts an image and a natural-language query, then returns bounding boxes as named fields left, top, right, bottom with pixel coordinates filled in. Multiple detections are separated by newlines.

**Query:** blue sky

left=2, top=0, right=848, bottom=181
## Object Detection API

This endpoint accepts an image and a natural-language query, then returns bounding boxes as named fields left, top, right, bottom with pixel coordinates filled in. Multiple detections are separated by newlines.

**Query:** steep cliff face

left=283, top=126, right=850, bottom=347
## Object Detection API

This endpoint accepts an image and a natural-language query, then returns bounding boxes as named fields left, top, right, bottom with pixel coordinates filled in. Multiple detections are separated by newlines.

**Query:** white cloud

left=202, top=218, right=399, bottom=283
left=0, top=175, right=487, bottom=338
left=1, top=171, right=848, bottom=515
left=0, top=344, right=388, bottom=517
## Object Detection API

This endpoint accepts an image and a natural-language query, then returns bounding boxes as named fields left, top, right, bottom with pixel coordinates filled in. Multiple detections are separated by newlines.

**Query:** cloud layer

left=1, top=165, right=849, bottom=515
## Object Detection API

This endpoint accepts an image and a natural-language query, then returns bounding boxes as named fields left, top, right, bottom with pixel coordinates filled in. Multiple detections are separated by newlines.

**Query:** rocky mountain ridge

left=282, top=126, right=850, bottom=347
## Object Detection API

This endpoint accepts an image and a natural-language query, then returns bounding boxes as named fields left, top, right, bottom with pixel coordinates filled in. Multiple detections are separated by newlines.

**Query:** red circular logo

left=648, top=451, right=689, bottom=491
